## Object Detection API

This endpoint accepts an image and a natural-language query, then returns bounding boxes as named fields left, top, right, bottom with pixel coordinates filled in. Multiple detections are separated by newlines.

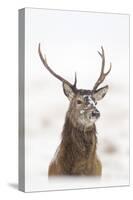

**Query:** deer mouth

left=92, top=110, right=100, bottom=118
left=90, top=110, right=100, bottom=121
left=80, top=109, right=100, bottom=120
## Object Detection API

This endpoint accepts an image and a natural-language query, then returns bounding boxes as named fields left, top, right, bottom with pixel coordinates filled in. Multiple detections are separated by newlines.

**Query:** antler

left=38, top=43, right=77, bottom=91
left=92, top=46, right=112, bottom=91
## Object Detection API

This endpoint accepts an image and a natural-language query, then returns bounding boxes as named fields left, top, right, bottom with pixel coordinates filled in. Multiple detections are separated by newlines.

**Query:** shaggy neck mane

left=58, top=116, right=98, bottom=174
left=59, top=115, right=97, bottom=167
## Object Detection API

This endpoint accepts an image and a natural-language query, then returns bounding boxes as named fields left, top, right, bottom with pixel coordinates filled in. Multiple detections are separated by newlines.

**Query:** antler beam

left=38, top=43, right=77, bottom=91
left=93, top=46, right=112, bottom=91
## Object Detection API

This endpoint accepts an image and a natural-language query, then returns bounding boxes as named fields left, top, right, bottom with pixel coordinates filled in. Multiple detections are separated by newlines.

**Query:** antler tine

left=93, top=46, right=112, bottom=91
left=73, top=72, right=77, bottom=87
left=98, top=46, right=105, bottom=74
left=38, top=43, right=77, bottom=90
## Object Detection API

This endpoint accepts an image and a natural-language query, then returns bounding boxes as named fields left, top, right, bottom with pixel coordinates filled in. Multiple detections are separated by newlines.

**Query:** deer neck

left=61, top=115, right=97, bottom=158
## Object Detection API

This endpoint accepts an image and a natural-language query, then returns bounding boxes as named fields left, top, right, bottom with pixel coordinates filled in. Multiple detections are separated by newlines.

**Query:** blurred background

left=24, top=8, right=129, bottom=191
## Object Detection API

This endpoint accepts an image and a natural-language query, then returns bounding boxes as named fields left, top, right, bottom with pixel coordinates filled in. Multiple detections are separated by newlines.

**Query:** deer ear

left=63, top=83, right=75, bottom=100
left=92, top=85, right=109, bottom=101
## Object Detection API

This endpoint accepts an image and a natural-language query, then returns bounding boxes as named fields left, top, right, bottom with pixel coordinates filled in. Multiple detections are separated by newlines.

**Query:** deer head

left=38, top=44, right=111, bottom=129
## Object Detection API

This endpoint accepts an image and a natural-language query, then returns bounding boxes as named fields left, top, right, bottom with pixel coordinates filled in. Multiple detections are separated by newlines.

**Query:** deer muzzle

left=91, top=109, right=100, bottom=119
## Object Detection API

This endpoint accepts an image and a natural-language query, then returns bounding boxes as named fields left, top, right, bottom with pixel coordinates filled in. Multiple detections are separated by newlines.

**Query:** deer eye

left=77, top=100, right=82, bottom=104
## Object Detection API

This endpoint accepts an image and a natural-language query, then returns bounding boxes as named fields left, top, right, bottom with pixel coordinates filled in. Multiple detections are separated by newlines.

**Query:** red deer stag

left=38, top=44, right=111, bottom=176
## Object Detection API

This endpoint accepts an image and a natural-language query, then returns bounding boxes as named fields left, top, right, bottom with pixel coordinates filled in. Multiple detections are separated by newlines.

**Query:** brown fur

left=48, top=114, right=102, bottom=176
